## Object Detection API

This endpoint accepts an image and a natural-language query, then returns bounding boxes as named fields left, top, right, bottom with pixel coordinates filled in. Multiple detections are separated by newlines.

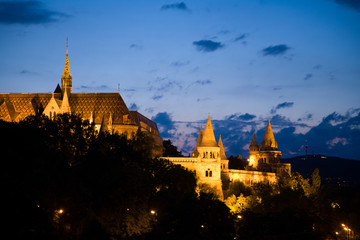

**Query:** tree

left=228, top=155, right=245, bottom=170
left=162, top=139, right=183, bottom=157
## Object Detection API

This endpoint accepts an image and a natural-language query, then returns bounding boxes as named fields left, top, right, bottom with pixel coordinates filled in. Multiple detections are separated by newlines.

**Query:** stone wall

left=222, top=169, right=277, bottom=186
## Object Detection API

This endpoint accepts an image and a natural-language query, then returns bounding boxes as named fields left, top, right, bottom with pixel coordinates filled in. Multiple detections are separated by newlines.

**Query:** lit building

left=0, top=40, right=162, bottom=152
left=163, top=115, right=291, bottom=197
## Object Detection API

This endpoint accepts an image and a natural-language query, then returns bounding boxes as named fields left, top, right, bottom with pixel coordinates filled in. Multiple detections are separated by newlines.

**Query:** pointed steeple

left=196, top=124, right=204, bottom=147
left=200, top=113, right=218, bottom=147
left=61, top=37, right=72, bottom=96
left=260, top=119, right=278, bottom=151
left=218, top=135, right=227, bottom=160
left=249, top=132, right=259, bottom=152
left=60, top=89, right=71, bottom=113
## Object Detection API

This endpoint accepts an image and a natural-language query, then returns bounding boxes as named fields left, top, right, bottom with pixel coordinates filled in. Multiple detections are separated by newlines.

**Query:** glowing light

left=59, top=209, right=63, bottom=214
left=335, top=232, right=339, bottom=235
left=150, top=210, right=156, bottom=215
left=237, top=215, right=242, bottom=219
left=344, top=227, right=348, bottom=230
left=342, top=223, right=345, bottom=227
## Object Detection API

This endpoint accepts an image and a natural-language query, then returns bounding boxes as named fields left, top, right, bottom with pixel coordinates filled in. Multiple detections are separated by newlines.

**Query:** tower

left=249, top=132, right=260, bottom=168
left=260, top=119, right=278, bottom=151
left=61, top=37, right=72, bottom=96
left=193, top=114, right=222, bottom=196
left=259, top=119, right=281, bottom=165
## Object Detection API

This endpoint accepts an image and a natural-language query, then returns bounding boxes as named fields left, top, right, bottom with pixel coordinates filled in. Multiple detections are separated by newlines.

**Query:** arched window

left=205, top=169, right=212, bottom=177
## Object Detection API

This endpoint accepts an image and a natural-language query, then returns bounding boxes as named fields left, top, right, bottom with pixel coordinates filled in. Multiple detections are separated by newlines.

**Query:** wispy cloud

left=19, top=69, right=38, bottom=75
left=261, top=44, right=291, bottom=56
left=170, top=60, right=190, bottom=67
left=304, top=73, right=313, bottom=81
left=129, top=43, right=143, bottom=50
left=160, top=2, right=189, bottom=11
left=152, top=95, right=163, bottom=101
left=234, top=33, right=248, bottom=43
left=270, top=102, right=294, bottom=114
left=0, top=1, right=69, bottom=25
left=193, top=40, right=224, bottom=52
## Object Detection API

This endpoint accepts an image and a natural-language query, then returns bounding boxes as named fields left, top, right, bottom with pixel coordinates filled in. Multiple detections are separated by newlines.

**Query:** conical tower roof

left=218, top=135, right=227, bottom=160
left=260, top=119, right=278, bottom=151
left=249, top=132, right=259, bottom=152
left=196, top=124, right=204, bottom=147
left=200, top=113, right=218, bottom=147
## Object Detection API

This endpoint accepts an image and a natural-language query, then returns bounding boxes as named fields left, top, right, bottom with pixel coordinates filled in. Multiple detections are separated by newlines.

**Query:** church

left=0, top=40, right=162, bottom=150
left=163, top=114, right=291, bottom=197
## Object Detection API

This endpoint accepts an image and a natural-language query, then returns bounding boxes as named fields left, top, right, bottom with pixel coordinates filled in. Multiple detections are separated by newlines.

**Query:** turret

left=218, top=135, right=227, bottom=160
left=249, top=132, right=259, bottom=152
left=260, top=119, right=278, bottom=151
left=200, top=113, right=218, bottom=147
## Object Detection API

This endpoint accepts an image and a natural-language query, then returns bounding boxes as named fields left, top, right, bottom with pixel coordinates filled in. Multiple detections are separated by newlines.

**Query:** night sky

left=1, top=0, right=359, bottom=159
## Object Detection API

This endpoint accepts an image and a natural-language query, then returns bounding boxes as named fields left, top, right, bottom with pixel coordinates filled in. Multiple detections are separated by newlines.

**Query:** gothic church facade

left=0, top=40, right=162, bottom=150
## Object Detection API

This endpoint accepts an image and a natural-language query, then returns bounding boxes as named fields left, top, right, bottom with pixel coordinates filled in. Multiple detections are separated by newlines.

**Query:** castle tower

left=194, top=114, right=222, bottom=197
left=260, top=119, right=278, bottom=151
left=258, top=119, right=281, bottom=165
left=61, top=37, right=72, bottom=96
left=249, top=132, right=260, bottom=168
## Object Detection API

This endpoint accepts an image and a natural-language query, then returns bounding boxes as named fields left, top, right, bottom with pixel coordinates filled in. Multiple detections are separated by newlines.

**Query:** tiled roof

left=0, top=92, right=137, bottom=125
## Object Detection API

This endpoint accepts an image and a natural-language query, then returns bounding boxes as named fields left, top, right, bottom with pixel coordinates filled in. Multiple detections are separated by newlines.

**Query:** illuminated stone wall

left=222, top=169, right=277, bottom=186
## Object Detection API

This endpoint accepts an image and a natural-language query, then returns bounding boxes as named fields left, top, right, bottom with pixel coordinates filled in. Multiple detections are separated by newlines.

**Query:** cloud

left=129, top=44, right=143, bottom=50
left=313, top=64, right=322, bottom=70
left=152, top=95, right=163, bottom=101
left=304, top=73, right=312, bottom=80
left=161, top=109, right=360, bottom=160
left=193, top=40, right=224, bottom=52
left=234, top=34, right=248, bottom=42
left=261, top=44, right=291, bottom=56
left=194, top=79, right=212, bottom=85
left=19, top=69, right=37, bottom=75
left=270, top=102, right=294, bottom=114
left=225, top=113, right=256, bottom=121
left=152, top=112, right=176, bottom=138
left=0, top=1, right=69, bottom=25
left=160, top=2, right=189, bottom=11
left=334, top=0, right=360, bottom=12
left=128, top=103, right=138, bottom=111
left=78, top=85, right=109, bottom=90
left=185, top=79, right=212, bottom=90
left=170, top=60, right=189, bottom=67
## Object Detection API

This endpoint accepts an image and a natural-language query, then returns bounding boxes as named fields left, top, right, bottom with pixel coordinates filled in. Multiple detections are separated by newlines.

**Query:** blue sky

left=1, top=0, right=360, bottom=159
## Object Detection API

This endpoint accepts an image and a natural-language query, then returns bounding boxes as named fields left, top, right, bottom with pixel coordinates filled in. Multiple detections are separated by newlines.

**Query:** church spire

left=61, top=37, right=72, bottom=96
left=260, top=119, right=278, bottom=151
left=200, top=113, right=218, bottom=147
